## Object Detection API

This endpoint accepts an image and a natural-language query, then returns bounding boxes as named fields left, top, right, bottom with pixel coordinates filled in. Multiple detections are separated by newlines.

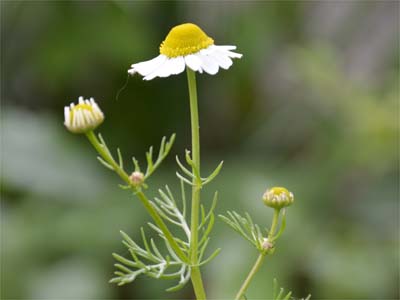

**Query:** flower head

left=64, top=97, right=104, bottom=134
left=262, top=187, right=294, bottom=210
left=128, top=23, right=242, bottom=80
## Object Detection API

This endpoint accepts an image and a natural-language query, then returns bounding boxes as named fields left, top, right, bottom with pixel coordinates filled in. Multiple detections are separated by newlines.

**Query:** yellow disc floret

left=160, top=23, right=214, bottom=58
left=70, top=103, right=94, bottom=122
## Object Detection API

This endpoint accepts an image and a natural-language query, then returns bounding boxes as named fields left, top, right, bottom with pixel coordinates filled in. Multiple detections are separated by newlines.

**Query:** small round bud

left=261, top=238, right=273, bottom=250
left=262, top=187, right=294, bottom=209
left=129, top=171, right=144, bottom=186
left=64, top=97, right=104, bottom=134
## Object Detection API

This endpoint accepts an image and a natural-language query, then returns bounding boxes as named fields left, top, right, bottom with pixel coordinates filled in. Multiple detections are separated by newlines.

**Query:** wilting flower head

left=64, top=97, right=104, bottom=133
left=263, top=187, right=294, bottom=209
left=128, top=23, right=242, bottom=80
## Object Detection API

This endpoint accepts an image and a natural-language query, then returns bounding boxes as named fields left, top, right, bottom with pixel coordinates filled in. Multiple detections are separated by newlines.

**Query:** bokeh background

left=1, top=1, right=399, bottom=299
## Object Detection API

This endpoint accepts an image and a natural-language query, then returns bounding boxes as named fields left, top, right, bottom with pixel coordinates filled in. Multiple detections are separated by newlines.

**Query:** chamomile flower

left=64, top=97, right=104, bottom=133
left=128, top=23, right=242, bottom=80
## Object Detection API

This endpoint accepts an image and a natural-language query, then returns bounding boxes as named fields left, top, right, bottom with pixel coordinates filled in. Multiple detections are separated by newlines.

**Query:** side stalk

left=85, top=131, right=188, bottom=263
left=234, top=209, right=281, bottom=300
left=186, top=68, right=207, bottom=300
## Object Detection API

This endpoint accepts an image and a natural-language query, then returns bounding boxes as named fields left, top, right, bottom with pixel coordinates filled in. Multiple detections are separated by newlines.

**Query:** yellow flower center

left=262, top=186, right=294, bottom=209
left=70, top=103, right=93, bottom=121
left=159, top=23, right=214, bottom=58
left=269, top=187, right=290, bottom=196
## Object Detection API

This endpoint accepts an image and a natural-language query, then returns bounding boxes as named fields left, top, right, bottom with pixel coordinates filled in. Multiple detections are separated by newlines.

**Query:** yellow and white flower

left=128, top=23, right=242, bottom=80
left=64, top=97, right=104, bottom=133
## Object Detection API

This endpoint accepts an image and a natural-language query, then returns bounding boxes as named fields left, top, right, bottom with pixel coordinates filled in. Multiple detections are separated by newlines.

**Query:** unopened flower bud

left=262, top=238, right=273, bottom=250
left=129, top=171, right=144, bottom=186
left=64, top=97, right=104, bottom=134
left=263, top=187, right=294, bottom=209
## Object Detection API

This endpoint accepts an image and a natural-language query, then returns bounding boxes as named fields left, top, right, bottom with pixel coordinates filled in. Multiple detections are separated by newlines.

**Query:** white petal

left=143, top=71, right=160, bottom=81
left=128, top=55, right=167, bottom=76
left=169, top=56, right=186, bottom=75
left=154, top=59, right=176, bottom=78
left=215, top=45, right=237, bottom=51
left=185, top=54, right=202, bottom=72
left=64, top=107, right=70, bottom=126
left=143, top=59, right=169, bottom=80
left=222, top=49, right=243, bottom=59
left=198, top=46, right=214, bottom=55
left=211, top=45, right=242, bottom=59
left=197, top=52, right=219, bottom=75
left=209, top=49, right=233, bottom=70
left=144, top=57, right=185, bottom=80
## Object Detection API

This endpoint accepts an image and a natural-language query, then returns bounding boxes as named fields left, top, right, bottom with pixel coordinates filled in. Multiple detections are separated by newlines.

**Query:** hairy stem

left=234, top=209, right=281, bottom=300
left=186, top=68, right=207, bottom=300
left=85, top=131, right=188, bottom=263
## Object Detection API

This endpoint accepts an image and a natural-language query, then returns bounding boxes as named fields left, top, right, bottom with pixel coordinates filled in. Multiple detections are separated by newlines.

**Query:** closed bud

left=263, top=187, right=294, bottom=209
left=129, top=171, right=144, bottom=187
left=262, top=238, right=273, bottom=250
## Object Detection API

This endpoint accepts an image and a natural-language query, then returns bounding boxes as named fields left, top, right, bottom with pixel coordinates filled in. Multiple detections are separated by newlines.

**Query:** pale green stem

left=234, top=254, right=266, bottom=300
left=85, top=130, right=188, bottom=263
left=234, top=209, right=281, bottom=300
left=267, top=209, right=281, bottom=240
left=186, top=68, right=207, bottom=300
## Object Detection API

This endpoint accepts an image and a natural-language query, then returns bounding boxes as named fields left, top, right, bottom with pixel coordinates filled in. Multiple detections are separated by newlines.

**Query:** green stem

left=268, top=209, right=280, bottom=240
left=85, top=131, right=188, bottom=263
left=234, top=254, right=266, bottom=300
left=86, top=131, right=130, bottom=183
left=234, top=209, right=281, bottom=300
left=135, top=190, right=188, bottom=262
left=186, top=68, right=207, bottom=300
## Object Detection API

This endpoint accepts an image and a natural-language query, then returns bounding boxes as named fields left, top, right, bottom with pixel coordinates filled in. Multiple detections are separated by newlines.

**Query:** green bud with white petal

left=64, top=97, right=104, bottom=134
left=263, top=187, right=294, bottom=209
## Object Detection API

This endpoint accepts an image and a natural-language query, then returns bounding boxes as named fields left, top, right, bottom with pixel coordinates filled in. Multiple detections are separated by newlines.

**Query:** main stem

left=234, top=209, right=281, bottom=300
left=186, top=68, right=207, bottom=300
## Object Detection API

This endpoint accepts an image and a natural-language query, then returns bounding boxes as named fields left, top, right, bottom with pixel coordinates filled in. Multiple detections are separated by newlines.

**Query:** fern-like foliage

left=150, top=181, right=221, bottom=268
left=196, top=190, right=221, bottom=266
left=219, top=211, right=266, bottom=252
left=273, top=278, right=311, bottom=300
left=96, top=133, right=176, bottom=186
left=219, top=210, right=287, bottom=252
left=175, top=149, right=223, bottom=186
left=110, top=229, right=190, bottom=291
left=142, top=134, right=176, bottom=180
left=110, top=179, right=220, bottom=291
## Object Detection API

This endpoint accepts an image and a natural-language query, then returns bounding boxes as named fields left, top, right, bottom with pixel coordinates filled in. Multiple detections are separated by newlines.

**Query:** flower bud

left=64, top=97, right=104, bottom=134
left=129, top=171, right=144, bottom=187
left=262, top=187, right=294, bottom=209
left=261, top=238, right=273, bottom=250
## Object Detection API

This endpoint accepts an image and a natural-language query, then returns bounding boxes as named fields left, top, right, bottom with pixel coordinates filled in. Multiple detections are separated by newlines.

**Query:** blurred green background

left=1, top=1, right=399, bottom=299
